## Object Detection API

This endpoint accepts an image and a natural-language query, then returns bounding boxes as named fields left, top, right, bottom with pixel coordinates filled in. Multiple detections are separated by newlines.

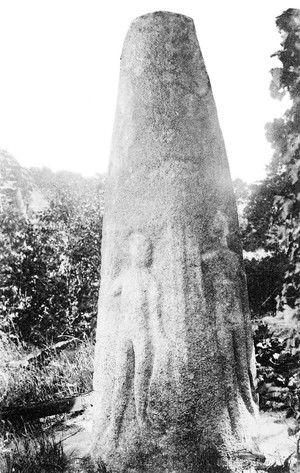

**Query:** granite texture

left=92, top=11, right=258, bottom=472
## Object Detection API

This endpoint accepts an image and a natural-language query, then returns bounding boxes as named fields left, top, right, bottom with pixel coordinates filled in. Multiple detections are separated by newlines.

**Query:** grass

left=0, top=424, right=104, bottom=473
left=0, top=332, right=95, bottom=472
left=1, top=334, right=94, bottom=409
left=0, top=423, right=70, bottom=473
left=0, top=430, right=69, bottom=473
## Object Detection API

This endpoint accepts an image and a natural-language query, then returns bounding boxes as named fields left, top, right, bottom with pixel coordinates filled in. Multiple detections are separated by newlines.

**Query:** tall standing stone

left=92, top=11, right=259, bottom=472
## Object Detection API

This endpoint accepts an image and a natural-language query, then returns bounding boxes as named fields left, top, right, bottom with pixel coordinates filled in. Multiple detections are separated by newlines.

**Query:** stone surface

left=92, top=11, right=258, bottom=472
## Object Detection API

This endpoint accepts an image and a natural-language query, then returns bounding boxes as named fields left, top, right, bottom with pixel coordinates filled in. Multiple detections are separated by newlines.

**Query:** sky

left=0, top=1, right=297, bottom=183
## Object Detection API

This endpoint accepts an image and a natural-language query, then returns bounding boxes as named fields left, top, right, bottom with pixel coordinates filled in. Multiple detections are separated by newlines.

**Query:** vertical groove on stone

left=92, top=11, right=258, bottom=472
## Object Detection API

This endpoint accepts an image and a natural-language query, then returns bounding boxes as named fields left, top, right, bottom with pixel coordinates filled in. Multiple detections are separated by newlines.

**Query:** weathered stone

left=92, top=11, right=259, bottom=472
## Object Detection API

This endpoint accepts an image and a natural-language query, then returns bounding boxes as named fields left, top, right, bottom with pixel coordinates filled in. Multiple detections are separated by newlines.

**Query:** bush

left=254, top=321, right=300, bottom=418
left=0, top=176, right=103, bottom=345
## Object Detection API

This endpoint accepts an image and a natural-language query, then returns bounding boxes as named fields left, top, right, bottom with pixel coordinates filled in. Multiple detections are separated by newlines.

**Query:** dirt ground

left=258, top=411, right=299, bottom=467
left=54, top=408, right=300, bottom=472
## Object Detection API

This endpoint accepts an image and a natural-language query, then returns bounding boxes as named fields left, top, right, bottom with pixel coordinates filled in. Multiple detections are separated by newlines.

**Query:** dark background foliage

left=0, top=155, right=104, bottom=345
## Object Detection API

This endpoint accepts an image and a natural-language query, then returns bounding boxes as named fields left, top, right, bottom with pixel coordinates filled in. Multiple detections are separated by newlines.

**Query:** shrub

left=254, top=320, right=300, bottom=416
left=0, top=186, right=102, bottom=346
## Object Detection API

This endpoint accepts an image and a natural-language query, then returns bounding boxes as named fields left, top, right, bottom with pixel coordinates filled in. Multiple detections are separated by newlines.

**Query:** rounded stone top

left=131, top=10, right=194, bottom=24
left=127, top=11, right=195, bottom=37
left=121, top=10, right=199, bottom=71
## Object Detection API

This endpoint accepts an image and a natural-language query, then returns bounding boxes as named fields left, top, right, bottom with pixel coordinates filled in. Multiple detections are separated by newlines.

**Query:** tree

left=232, top=173, right=289, bottom=316
left=238, top=9, right=300, bottom=316
left=265, top=8, right=300, bottom=314
left=0, top=162, right=104, bottom=345
left=0, top=149, right=32, bottom=217
left=242, top=174, right=291, bottom=253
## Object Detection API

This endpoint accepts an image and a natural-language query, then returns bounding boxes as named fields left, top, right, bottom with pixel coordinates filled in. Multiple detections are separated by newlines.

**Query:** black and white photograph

left=0, top=1, right=300, bottom=472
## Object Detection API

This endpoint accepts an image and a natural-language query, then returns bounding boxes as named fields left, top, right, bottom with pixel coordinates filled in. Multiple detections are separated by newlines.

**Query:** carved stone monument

left=92, top=11, right=258, bottom=472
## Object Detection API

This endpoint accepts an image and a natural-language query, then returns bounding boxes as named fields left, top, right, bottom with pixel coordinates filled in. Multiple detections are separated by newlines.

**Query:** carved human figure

left=201, top=211, right=257, bottom=431
left=106, top=232, right=164, bottom=440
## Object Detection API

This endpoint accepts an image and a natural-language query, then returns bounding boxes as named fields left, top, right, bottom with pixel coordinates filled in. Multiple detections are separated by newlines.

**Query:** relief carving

left=201, top=211, right=256, bottom=431
left=106, top=232, right=165, bottom=440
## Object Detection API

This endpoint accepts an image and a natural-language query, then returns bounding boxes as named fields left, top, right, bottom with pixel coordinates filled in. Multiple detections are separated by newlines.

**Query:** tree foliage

left=242, top=174, right=292, bottom=253
left=0, top=156, right=104, bottom=346
left=234, top=175, right=289, bottom=316
left=265, top=9, right=300, bottom=314
left=244, top=254, right=287, bottom=315
left=239, top=9, right=300, bottom=316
